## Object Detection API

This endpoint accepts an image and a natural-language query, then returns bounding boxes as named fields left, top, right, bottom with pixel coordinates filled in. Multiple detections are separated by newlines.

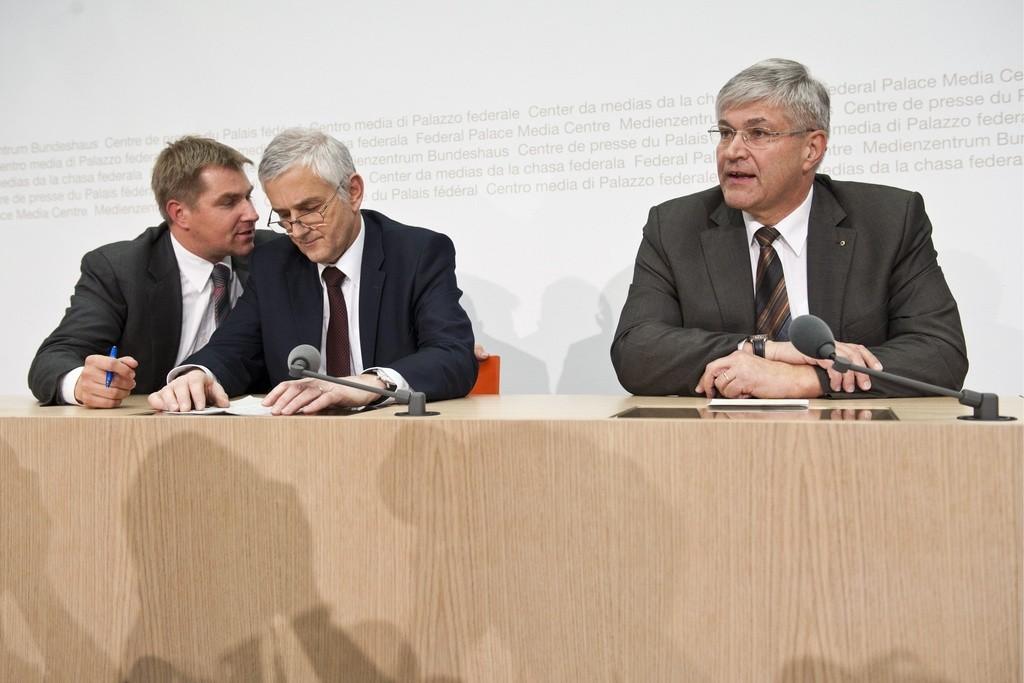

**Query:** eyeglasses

left=267, top=181, right=345, bottom=234
left=707, top=126, right=816, bottom=149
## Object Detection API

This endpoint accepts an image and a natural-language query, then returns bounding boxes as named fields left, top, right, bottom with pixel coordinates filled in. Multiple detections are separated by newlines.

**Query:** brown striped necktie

left=322, top=266, right=352, bottom=377
left=754, top=226, right=792, bottom=341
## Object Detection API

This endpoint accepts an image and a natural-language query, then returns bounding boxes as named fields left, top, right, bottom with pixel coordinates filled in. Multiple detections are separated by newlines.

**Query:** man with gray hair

left=148, top=128, right=477, bottom=414
left=28, top=136, right=273, bottom=407
left=611, top=58, right=967, bottom=398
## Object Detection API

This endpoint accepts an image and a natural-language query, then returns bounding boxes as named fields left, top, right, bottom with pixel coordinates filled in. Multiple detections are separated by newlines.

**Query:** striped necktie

left=754, top=226, right=791, bottom=341
left=211, top=263, right=232, bottom=327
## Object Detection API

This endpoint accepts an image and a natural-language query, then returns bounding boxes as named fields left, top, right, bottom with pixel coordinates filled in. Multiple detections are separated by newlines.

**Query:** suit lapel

left=703, top=201, right=756, bottom=331
left=359, top=211, right=385, bottom=368
left=148, top=229, right=183, bottom=371
left=286, top=249, right=324, bottom=348
left=232, top=253, right=251, bottom=287
left=806, top=178, right=855, bottom=330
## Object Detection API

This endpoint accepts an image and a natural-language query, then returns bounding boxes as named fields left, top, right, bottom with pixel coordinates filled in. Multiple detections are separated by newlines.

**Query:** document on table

left=164, top=395, right=274, bottom=416
left=708, top=398, right=809, bottom=411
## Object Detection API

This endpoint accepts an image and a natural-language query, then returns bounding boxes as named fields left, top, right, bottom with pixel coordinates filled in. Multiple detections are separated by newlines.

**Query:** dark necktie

left=754, top=226, right=792, bottom=341
left=211, top=263, right=232, bottom=327
left=322, top=266, right=352, bottom=377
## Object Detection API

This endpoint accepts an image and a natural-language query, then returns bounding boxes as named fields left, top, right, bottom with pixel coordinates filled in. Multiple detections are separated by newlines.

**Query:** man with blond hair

left=29, top=136, right=276, bottom=407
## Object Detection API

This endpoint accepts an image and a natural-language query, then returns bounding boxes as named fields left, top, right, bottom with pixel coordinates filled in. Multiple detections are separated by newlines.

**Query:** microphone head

left=287, top=344, right=321, bottom=378
left=790, top=315, right=837, bottom=359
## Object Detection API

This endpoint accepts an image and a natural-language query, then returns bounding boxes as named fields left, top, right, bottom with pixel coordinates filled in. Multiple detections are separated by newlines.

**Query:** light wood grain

left=0, top=396, right=1020, bottom=682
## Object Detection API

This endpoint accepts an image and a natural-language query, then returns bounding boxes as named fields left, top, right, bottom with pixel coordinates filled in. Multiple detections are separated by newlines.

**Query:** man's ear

left=166, top=199, right=190, bottom=229
left=347, top=174, right=364, bottom=211
left=803, top=131, right=828, bottom=171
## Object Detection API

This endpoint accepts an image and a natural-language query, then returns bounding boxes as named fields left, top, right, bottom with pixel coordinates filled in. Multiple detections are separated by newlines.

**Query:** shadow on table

left=776, top=652, right=954, bottom=683
left=378, top=422, right=706, bottom=681
left=0, top=441, right=117, bottom=681
left=122, top=434, right=454, bottom=683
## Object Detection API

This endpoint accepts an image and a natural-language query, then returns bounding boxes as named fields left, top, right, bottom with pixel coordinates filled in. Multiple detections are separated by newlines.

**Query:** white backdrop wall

left=1, top=0, right=1021, bottom=396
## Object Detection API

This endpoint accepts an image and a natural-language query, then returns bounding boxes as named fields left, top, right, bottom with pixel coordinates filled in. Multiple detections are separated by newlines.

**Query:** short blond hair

left=151, top=136, right=252, bottom=222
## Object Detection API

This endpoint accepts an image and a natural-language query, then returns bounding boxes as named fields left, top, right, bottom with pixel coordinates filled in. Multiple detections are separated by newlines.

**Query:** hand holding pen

left=73, top=348, right=139, bottom=408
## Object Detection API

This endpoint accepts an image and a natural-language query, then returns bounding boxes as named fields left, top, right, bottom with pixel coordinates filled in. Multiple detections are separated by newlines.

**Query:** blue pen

left=104, top=345, right=118, bottom=388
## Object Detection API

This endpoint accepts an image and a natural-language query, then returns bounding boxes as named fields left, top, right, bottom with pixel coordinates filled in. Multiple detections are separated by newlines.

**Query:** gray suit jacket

left=611, top=175, right=968, bottom=397
left=28, top=224, right=275, bottom=404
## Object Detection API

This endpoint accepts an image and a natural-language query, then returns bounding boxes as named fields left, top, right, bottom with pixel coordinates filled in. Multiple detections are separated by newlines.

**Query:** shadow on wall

left=377, top=422, right=706, bottom=681
left=941, top=248, right=1023, bottom=394
left=121, top=434, right=455, bottom=683
left=555, top=266, right=632, bottom=394
left=460, top=275, right=549, bottom=393
left=461, top=268, right=632, bottom=394
left=0, top=442, right=118, bottom=681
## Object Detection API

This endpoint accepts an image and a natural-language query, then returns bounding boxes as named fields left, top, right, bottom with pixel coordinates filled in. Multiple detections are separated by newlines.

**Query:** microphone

left=789, top=315, right=837, bottom=364
left=789, top=315, right=1013, bottom=421
left=287, top=344, right=320, bottom=377
left=285, top=344, right=437, bottom=417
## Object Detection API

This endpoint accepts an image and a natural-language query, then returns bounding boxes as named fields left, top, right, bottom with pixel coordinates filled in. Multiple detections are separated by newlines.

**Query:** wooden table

left=0, top=395, right=1020, bottom=682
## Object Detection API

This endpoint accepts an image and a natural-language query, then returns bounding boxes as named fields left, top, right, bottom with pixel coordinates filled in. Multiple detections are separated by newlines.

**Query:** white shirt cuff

left=60, top=367, right=86, bottom=405
left=166, top=364, right=215, bottom=384
left=362, top=366, right=409, bottom=405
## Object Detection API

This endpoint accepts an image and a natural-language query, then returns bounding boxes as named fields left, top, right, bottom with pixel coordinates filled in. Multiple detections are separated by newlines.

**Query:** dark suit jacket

left=28, top=224, right=274, bottom=404
left=186, top=209, right=478, bottom=401
left=611, top=175, right=968, bottom=397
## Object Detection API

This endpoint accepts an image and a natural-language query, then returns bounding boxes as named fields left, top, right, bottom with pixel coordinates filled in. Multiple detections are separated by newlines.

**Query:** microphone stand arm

left=831, top=356, right=1013, bottom=421
left=290, top=367, right=436, bottom=417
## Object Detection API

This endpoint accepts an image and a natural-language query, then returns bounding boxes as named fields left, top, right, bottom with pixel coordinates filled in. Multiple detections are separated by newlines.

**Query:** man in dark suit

left=148, top=128, right=477, bottom=414
left=28, top=137, right=273, bottom=407
left=611, top=59, right=967, bottom=398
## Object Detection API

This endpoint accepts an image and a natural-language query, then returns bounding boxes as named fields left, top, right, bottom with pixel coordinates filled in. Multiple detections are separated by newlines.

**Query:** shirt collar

left=169, top=231, right=232, bottom=293
left=316, top=212, right=365, bottom=281
left=743, top=186, right=814, bottom=257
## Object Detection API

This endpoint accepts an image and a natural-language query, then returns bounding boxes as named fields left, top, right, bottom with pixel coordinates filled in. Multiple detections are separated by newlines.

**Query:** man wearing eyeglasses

left=611, top=58, right=966, bottom=398
left=28, top=136, right=277, bottom=408
left=148, top=128, right=477, bottom=414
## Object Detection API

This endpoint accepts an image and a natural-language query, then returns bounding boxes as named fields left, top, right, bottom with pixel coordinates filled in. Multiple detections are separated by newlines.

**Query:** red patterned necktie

left=322, top=266, right=352, bottom=377
left=754, top=226, right=792, bottom=341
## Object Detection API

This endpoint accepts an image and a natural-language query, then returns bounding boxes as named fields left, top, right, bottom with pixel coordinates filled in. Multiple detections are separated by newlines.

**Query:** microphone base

left=957, top=391, right=1016, bottom=421
left=393, top=391, right=438, bottom=417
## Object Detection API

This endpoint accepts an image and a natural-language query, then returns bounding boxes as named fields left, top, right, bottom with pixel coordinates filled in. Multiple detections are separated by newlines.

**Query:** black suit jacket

left=28, top=224, right=273, bottom=404
left=186, top=209, right=478, bottom=401
left=611, top=175, right=968, bottom=397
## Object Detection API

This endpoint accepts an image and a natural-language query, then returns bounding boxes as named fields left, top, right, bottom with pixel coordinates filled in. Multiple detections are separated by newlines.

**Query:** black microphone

left=286, top=344, right=437, bottom=417
left=789, top=315, right=837, bottom=364
left=789, top=315, right=1013, bottom=421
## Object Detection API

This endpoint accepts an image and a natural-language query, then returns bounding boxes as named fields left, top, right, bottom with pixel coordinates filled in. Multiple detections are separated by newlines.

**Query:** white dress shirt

left=316, top=215, right=408, bottom=392
left=168, top=233, right=242, bottom=365
left=742, top=186, right=813, bottom=322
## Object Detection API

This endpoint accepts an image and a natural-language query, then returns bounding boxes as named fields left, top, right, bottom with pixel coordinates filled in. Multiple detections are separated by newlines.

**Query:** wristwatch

left=361, top=369, right=398, bottom=407
left=362, top=369, right=398, bottom=392
left=746, top=334, right=768, bottom=358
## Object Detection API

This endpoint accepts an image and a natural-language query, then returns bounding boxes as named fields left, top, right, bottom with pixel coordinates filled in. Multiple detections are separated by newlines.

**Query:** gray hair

left=716, top=58, right=830, bottom=133
left=257, top=128, right=357, bottom=196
